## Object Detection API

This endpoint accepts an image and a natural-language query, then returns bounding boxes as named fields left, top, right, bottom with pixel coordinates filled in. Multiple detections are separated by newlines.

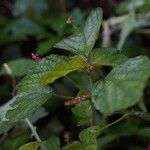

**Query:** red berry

left=31, top=53, right=42, bottom=62
left=64, top=95, right=89, bottom=106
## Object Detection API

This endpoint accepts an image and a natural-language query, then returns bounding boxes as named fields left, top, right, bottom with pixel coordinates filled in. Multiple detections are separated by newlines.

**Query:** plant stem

left=90, top=100, right=96, bottom=126
left=99, top=113, right=129, bottom=131
left=25, top=118, right=47, bottom=150
left=53, top=93, right=75, bottom=99
left=88, top=71, right=93, bottom=90
left=87, top=70, right=96, bottom=126
left=4, top=63, right=46, bottom=149
left=65, top=76, right=82, bottom=90
left=11, top=76, right=16, bottom=97
left=25, top=118, right=41, bottom=142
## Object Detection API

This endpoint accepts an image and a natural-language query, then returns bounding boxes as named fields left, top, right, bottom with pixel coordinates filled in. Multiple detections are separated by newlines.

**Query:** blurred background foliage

left=0, top=0, right=150, bottom=149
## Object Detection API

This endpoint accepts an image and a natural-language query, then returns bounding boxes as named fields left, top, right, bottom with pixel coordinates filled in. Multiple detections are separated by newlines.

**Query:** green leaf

left=2, top=132, right=29, bottom=150
left=17, top=55, right=85, bottom=93
left=90, top=48, right=128, bottom=67
left=36, top=37, right=58, bottom=55
left=18, top=142, right=41, bottom=150
left=128, top=111, right=150, bottom=121
left=28, top=107, right=48, bottom=124
left=44, top=16, right=67, bottom=35
left=5, top=18, right=45, bottom=41
left=54, top=8, right=102, bottom=56
left=137, top=0, right=150, bottom=13
left=62, top=141, right=81, bottom=150
left=0, top=58, right=36, bottom=77
left=98, top=134, right=119, bottom=150
left=116, top=0, right=145, bottom=14
left=92, top=56, right=150, bottom=114
left=63, top=142, right=96, bottom=150
left=97, top=123, right=139, bottom=149
left=72, top=101, right=92, bottom=126
left=137, top=128, right=150, bottom=138
left=45, top=136, right=60, bottom=150
left=63, top=126, right=100, bottom=150
left=117, top=10, right=149, bottom=49
left=71, top=8, right=85, bottom=25
left=0, top=122, right=13, bottom=134
left=97, top=123, right=150, bottom=149
left=79, top=126, right=100, bottom=144
left=13, top=0, right=48, bottom=17
left=0, top=86, right=53, bottom=132
left=117, top=11, right=135, bottom=50
left=71, top=90, right=92, bottom=126
left=68, top=72, right=90, bottom=90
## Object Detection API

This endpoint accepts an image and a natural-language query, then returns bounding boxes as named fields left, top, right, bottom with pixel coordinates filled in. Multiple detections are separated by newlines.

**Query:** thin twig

left=88, top=71, right=93, bottom=91
left=65, top=76, right=82, bottom=90
left=3, top=63, right=46, bottom=149
left=99, top=113, right=129, bottom=132
left=25, top=118, right=47, bottom=150
left=11, top=76, right=16, bottom=97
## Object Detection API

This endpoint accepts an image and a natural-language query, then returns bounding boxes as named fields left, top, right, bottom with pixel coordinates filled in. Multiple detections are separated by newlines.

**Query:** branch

left=25, top=118, right=47, bottom=150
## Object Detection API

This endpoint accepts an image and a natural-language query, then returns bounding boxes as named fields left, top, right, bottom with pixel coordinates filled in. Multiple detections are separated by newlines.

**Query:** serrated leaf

left=90, top=48, right=128, bottom=67
left=17, top=55, right=85, bottom=93
left=0, top=86, right=52, bottom=132
left=28, top=107, right=48, bottom=124
left=72, top=101, right=91, bottom=126
left=54, top=8, right=102, bottom=56
left=79, top=126, right=100, bottom=144
left=18, top=142, right=41, bottom=150
left=63, top=126, right=100, bottom=150
left=71, top=90, right=92, bottom=126
left=0, top=58, right=36, bottom=77
left=18, top=107, right=48, bottom=129
left=92, top=56, right=150, bottom=114
left=45, top=136, right=60, bottom=150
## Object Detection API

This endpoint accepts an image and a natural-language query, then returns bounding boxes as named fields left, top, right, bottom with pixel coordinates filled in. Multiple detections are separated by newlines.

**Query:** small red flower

left=64, top=95, right=89, bottom=106
left=31, top=53, right=42, bottom=62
